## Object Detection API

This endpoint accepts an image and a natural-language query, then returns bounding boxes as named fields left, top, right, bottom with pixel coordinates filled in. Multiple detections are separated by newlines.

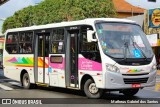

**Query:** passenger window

left=6, top=33, right=18, bottom=54
left=80, top=26, right=101, bottom=63
left=19, top=32, right=33, bottom=54
left=51, top=29, right=64, bottom=53
left=19, top=32, right=33, bottom=42
left=6, top=33, right=18, bottom=43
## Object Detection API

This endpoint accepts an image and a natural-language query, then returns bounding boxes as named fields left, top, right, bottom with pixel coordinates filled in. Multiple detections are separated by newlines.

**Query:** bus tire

left=84, top=79, right=103, bottom=98
left=22, top=73, right=33, bottom=89
left=122, top=89, right=139, bottom=96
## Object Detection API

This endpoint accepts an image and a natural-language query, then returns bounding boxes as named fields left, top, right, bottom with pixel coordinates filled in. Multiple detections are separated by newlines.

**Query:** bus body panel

left=3, top=54, right=35, bottom=83
left=104, top=70, right=156, bottom=89
left=36, top=57, right=50, bottom=84
left=44, top=57, right=49, bottom=84
left=102, top=55, right=156, bottom=89
left=37, top=57, right=44, bottom=83
left=78, top=54, right=104, bottom=88
left=48, top=54, right=65, bottom=87
left=0, top=36, right=4, bottom=68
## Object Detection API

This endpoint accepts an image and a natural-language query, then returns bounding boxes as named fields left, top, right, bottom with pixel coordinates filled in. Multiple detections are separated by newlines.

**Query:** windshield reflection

left=96, top=23, right=153, bottom=59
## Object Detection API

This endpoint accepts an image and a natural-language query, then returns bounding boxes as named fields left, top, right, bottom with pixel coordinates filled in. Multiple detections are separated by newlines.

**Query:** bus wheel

left=84, top=79, right=103, bottom=98
left=122, top=89, right=139, bottom=96
left=22, top=73, right=33, bottom=89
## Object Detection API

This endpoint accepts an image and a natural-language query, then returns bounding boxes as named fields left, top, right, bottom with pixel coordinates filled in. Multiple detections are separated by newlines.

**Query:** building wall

left=117, top=12, right=143, bottom=18
left=127, top=14, right=144, bottom=27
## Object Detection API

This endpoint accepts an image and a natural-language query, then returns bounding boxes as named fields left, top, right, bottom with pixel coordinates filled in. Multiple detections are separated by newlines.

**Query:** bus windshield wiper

left=123, top=40, right=131, bottom=61
left=131, top=37, right=148, bottom=60
left=123, top=41, right=128, bottom=61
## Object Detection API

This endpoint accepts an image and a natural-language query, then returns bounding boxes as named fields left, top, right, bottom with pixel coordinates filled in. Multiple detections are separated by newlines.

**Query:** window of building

left=51, top=29, right=64, bottom=53
left=6, top=33, right=18, bottom=54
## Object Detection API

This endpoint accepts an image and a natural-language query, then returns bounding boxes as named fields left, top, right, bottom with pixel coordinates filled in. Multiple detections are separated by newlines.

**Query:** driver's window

left=80, top=26, right=101, bottom=63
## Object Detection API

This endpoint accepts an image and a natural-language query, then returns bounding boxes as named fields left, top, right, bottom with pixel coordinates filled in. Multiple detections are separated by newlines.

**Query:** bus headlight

left=151, top=64, right=157, bottom=72
left=106, top=64, right=120, bottom=73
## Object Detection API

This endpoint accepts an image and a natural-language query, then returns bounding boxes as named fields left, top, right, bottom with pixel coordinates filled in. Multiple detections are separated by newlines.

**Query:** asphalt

left=0, top=69, right=160, bottom=106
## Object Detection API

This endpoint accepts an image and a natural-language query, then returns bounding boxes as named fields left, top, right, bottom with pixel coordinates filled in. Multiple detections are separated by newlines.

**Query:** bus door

left=34, top=32, right=50, bottom=84
left=66, top=27, right=79, bottom=88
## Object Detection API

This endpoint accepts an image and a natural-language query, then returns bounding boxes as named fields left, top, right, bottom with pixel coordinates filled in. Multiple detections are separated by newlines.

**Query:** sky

left=0, top=0, right=160, bottom=34
left=0, top=0, right=43, bottom=34
left=126, top=0, right=160, bottom=9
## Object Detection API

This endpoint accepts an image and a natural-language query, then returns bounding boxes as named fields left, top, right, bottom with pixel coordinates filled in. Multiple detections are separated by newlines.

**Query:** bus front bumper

left=104, top=70, right=157, bottom=89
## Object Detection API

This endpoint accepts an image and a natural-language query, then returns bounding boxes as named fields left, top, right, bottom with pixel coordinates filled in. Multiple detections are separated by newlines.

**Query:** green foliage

left=2, top=0, right=116, bottom=33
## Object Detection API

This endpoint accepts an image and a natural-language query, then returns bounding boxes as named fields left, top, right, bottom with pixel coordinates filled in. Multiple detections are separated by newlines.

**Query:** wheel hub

left=89, top=83, right=98, bottom=94
left=24, top=76, right=29, bottom=86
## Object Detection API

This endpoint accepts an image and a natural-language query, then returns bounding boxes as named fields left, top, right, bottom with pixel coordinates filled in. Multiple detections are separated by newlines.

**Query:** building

left=112, top=0, right=145, bottom=18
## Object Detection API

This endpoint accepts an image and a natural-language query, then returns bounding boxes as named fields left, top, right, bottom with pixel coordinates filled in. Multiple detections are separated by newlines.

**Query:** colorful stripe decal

left=6, top=57, right=102, bottom=71
left=7, top=57, right=49, bottom=68
left=127, top=69, right=141, bottom=73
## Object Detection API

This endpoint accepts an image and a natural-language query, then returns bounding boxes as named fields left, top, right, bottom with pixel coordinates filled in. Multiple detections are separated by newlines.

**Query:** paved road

left=0, top=69, right=3, bottom=76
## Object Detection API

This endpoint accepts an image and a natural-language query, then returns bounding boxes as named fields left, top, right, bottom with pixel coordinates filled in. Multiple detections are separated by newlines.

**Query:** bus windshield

left=96, top=22, right=154, bottom=59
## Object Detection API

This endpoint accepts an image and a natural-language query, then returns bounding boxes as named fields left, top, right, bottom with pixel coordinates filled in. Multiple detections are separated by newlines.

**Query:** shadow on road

left=34, top=86, right=140, bottom=100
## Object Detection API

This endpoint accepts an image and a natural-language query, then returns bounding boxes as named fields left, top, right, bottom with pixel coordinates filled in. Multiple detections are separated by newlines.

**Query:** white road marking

left=0, top=83, right=13, bottom=91
left=9, top=82, right=22, bottom=87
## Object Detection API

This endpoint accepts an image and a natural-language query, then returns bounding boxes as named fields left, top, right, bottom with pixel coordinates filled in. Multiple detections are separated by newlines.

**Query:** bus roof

left=5, top=18, right=136, bottom=33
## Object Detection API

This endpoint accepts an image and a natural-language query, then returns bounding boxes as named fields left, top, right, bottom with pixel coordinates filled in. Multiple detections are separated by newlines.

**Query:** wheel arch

left=20, top=69, right=28, bottom=86
left=80, top=74, right=95, bottom=90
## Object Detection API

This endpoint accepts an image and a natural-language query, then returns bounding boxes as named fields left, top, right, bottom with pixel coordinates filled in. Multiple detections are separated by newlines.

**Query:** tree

left=2, top=0, right=116, bottom=33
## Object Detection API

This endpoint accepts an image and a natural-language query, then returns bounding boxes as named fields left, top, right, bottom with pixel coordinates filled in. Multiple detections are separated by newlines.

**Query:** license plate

left=132, top=84, right=141, bottom=88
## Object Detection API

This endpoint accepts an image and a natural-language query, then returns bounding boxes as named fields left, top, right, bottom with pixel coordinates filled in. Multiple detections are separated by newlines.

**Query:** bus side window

left=51, top=29, right=64, bottom=54
left=80, top=26, right=101, bottom=63
left=6, top=33, right=18, bottom=54
left=19, top=32, right=33, bottom=54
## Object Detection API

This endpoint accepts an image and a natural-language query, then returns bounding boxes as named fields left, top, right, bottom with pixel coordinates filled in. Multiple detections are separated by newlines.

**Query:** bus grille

left=123, top=77, right=148, bottom=84
left=122, top=73, right=149, bottom=76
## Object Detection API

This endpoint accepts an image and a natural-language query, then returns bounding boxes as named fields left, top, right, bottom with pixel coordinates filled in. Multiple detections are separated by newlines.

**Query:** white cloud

left=125, top=0, right=160, bottom=9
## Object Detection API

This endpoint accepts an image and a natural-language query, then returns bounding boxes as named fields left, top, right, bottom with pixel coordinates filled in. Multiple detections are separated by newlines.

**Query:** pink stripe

left=49, top=58, right=65, bottom=69
left=78, top=58, right=102, bottom=71
left=49, top=56, right=102, bottom=71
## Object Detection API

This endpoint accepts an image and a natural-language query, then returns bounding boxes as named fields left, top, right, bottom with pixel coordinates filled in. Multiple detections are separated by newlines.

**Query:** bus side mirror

left=87, top=30, right=97, bottom=42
